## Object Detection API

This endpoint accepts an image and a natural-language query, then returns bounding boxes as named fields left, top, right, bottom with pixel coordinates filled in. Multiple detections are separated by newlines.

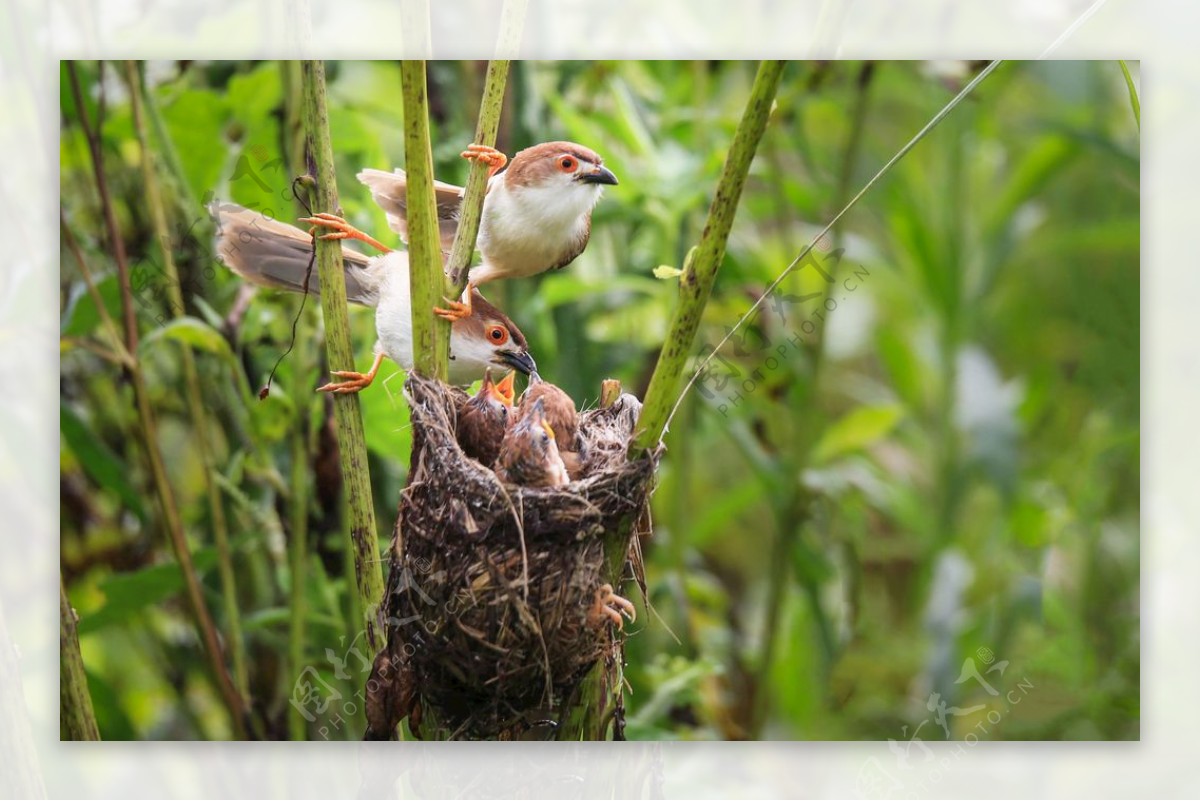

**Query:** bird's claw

left=299, top=212, right=391, bottom=253
left=316, top=369, right=375, bottom=394
left=461, top=144, right=508, bottom=177
left=433, top=299, right=472, bottom=321
left=588, top=583, right=636, bottom=630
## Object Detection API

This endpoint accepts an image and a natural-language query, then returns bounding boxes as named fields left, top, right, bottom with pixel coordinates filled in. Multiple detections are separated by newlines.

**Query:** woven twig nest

left=365, top=374, right=657, bottom=740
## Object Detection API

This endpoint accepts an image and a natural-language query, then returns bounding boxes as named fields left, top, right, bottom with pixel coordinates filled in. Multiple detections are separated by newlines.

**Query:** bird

left=455, top=368, right=516, bottom=467
left=516, top=373, right=586, bottom=480
left=210, top=202, right=536, bottom=390
left=308, top=141, right=618, bottom=322
left=494, top=398, right=570, bottom=489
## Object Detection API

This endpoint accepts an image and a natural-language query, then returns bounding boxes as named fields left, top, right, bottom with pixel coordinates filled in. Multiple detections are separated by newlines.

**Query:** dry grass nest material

left=366, top=374, right=659, bottom=740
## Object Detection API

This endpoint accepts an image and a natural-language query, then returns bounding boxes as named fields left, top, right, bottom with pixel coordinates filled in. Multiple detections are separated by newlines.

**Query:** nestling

left=211, top=203, right=536, bottom=390
left=312, top=140, right=618, bottom=321
left=517, top=373, right=586, bottom=480
left=455, top=368, right=515, bottom=467
left=494, top=398, right=570, bottom=489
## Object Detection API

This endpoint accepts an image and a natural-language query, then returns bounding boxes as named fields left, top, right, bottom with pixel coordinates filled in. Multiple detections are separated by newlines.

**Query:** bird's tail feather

left=209, top=202, right=382, bottom=306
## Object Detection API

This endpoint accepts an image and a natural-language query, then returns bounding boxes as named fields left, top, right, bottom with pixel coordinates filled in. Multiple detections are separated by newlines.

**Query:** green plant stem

left=124, top=60, right=249, bottom=703
left=560, top=61, right=786, bottom=740
left=399, top=60, right=450, bottom=381
left=446, top=59, right=510, bottom=292
left=300, top=59, right=385, bottom=654
left=60, top=577, right=100, bottom=741
left=283, top=59, right=312, bottom=741
left=67, top=61, right=249, bottom=740
left=1118, top=60, right=1140, bottom=130
left=632, top=60, right=786, bottom=453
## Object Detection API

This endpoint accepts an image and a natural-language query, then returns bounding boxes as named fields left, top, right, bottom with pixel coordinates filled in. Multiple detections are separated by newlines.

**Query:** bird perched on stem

left=494, top=398, right=570, bottom=489
left=307, top=141, right=618, bottom=321
left=455, top=368, right=516, bottom=467
left=211, top=203, right=536, bottom=390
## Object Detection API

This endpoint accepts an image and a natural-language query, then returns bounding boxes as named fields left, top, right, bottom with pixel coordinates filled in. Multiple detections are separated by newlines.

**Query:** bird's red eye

left=487, top=325, right=509, bottom=345
left=558, top=155, right=577, bottom=172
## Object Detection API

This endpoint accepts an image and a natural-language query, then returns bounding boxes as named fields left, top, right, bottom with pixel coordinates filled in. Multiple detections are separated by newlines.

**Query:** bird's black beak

left=500, top=350, right=537, bottom=376
left=580, top=165, right=619, bottom=186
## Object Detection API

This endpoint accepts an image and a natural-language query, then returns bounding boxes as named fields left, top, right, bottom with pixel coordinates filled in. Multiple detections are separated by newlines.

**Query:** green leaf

left=60, top=405, right=147, bottom=523
left=811, top=404, right=904, bottom=464
left=140, top=316, right=232, bottom=359
left=77, top=548, right=218, bottom=635
left=61, top=273, right=123, bottom=338
left=653, top=265, right=683, bottom=280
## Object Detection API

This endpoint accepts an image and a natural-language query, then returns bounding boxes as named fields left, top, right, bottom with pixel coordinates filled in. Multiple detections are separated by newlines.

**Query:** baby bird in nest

left=517, top=374, right=586, bottom=480
left=494, top=398, right=570, bottom=489
left=455, top=369, right=516, bottom=467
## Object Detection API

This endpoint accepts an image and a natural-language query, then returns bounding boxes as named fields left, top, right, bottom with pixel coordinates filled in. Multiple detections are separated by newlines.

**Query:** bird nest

left=364, top=374, right=657, bottom=741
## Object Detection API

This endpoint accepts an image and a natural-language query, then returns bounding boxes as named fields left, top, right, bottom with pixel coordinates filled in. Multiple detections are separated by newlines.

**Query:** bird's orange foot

left=461, top=143, right=508, bottom=178
left=300, top=212, right=392, bottom=253
left=588, top=583, right=636, bottom=630
left=433, top=299, right=472, bottom=322
left=316, top=369, right=376, bottom=394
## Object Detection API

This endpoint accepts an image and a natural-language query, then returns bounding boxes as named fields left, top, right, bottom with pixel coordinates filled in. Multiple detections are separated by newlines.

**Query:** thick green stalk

left=446, top=59, right=510, bottom=292
left=300, top=60, right=385, bottom=653
left=553, top=60, right=787, bottom=741
left=124, top=61, right=248, bottom=701
left=60, top=578, right=100, bottom=741
left=399, top=60, right=450, bottom=381
left=67, top=62, right=249, bottom=739
left=632, top=61, right=786, bottom=452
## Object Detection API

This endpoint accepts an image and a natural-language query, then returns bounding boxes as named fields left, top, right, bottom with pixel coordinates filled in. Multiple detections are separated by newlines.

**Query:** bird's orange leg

left=316, top=351, right=385, bottom=394
left=461, top=144, right=508, bottom=178
left=300, top=212, right=392, bottom=253
left=433, top=282, right=474, bottom=322
left=587, top=583, right=636, bottom=630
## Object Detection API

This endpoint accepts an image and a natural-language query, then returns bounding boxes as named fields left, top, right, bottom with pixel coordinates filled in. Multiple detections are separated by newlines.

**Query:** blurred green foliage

left=59, top=60, right=1138, bottom=740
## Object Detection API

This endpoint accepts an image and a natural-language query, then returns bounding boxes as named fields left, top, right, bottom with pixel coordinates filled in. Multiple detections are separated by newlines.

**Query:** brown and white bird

left=517, top=373, right=586, bottom=480
left=211, top=203, right=536, bottom=390
left=455, top=368, right=515, bottom=467
left=311, top=141, right=618, bottom=321
left=494, top=398, right=570, bottom=489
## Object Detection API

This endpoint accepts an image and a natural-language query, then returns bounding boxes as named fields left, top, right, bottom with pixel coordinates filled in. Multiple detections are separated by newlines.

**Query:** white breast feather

left=474, top=180, right=601, bottom=281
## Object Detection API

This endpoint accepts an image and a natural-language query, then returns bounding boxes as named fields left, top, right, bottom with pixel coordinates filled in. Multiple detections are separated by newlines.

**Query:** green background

left=59, top=60, right=1139, bottom=740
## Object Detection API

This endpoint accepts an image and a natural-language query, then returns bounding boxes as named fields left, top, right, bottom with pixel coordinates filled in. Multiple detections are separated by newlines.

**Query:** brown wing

left=209, top=202, right=383, bottom=306
left=357, top=168, right=465, bottom=252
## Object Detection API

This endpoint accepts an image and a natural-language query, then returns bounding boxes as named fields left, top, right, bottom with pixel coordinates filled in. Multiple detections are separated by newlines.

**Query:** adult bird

left=306, top=141, right=618, bottom=320
left=211, top=203, right=536, bottom=391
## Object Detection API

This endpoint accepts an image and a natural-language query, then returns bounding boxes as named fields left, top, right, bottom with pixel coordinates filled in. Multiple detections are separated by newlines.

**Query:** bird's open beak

left=499, top=350, right=537, bottom=376
left=493, top=371, right=517, bottom=406
left=580, top=165, right=619, bottom=186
